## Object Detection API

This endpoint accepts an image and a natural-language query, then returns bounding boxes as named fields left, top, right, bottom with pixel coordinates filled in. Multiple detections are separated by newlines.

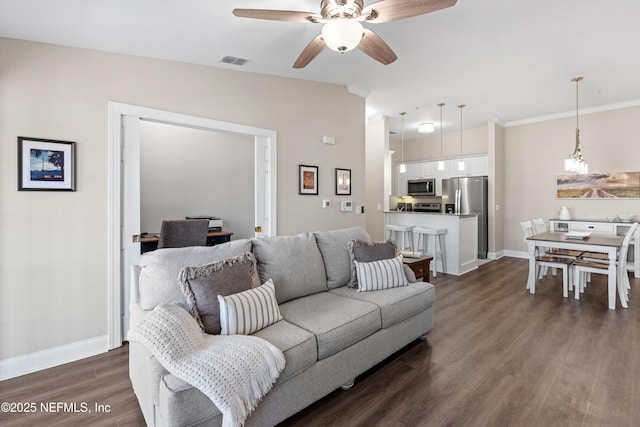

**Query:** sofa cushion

left=139, top=239, right=253, bottom=310
left=355, top=255, right=408, bottom=292
left=251, top=233, right=327, bottom=304
left=178, top=252, right=256, bottom=334
left=218, top=279, right=283, bottom=335
left=313, top=227, right=372, bottom=289
left=252, top=320, right=317, bottom=382
left=330, top=281, right=435, bottom=328
left=279, top=292, right=381, bottom=360
left=347, top=239, right=397, bottom=288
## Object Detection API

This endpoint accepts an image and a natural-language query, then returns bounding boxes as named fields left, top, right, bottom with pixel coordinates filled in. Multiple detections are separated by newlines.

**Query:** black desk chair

left=157, top=219, right=209, bottom=249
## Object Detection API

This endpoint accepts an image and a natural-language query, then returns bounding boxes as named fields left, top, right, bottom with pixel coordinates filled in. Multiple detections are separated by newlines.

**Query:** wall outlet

left=323, top=200, right=330, bottom=209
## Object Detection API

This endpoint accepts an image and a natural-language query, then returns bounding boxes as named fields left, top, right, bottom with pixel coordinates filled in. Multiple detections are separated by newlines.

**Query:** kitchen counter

left=385, top=210, right=478, bottom=217
left=385, top=211, right=478, bottom=276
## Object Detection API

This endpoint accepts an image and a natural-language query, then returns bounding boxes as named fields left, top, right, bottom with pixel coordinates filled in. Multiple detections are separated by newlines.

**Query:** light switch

left=323, top=200, right=330, bottom=209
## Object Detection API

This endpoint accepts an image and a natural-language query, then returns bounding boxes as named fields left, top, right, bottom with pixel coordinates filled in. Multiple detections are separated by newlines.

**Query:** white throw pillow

left=218, top=279, right=283, bottom=335
left=355, top=255, right=408, bottom=292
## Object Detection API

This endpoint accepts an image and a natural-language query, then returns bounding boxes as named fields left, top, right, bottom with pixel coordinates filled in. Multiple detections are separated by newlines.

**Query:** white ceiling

left=2, top=0, right=640, bottom=139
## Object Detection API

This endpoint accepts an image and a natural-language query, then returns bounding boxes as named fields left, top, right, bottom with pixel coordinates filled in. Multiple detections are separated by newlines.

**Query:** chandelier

left=564, top=76, right=588, bottom=174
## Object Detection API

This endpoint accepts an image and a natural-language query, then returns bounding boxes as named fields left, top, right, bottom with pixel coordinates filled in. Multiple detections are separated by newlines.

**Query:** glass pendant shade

left=322, top=19, right=363, bottom=52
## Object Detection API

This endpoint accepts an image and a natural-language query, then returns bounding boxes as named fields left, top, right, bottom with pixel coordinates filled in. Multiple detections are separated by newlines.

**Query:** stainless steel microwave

left=408, top=179, right=435, bottom=196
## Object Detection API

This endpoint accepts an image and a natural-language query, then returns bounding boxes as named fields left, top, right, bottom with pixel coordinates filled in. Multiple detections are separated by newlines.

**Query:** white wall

left=139, top=121, right=255, bottom=239
left=0, top=37, right=365, bottom=368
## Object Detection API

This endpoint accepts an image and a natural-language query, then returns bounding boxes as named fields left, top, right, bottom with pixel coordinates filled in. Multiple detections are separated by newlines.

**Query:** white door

left=109, top=102, right=277, bottom=348
left=120, top=115, right=141, bottom=340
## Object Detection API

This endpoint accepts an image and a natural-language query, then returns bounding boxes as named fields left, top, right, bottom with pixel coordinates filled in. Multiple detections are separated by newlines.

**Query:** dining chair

left=520, top=220, right=575, bottom=297
left=532, top=218, right=583, bottom=261
left=157, top=219, right=209, bottom=249
left=572, top=222, right=639, bottom=306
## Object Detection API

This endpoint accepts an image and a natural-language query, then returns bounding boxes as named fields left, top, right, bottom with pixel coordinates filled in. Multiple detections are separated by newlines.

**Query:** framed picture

left=18, top=137, right=76, bottom=191
left=299, top=164, right=318, bottom=195
left=556, top=171, right=640, bottom=199
left=335, top=168, right=351, bottom=195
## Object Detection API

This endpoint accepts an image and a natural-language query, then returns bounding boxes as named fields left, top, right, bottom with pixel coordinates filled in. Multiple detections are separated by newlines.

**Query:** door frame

left=107, top=102, right=277, bottom=348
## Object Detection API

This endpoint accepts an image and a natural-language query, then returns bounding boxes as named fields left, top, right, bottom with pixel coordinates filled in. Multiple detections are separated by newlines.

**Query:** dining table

left=526, top=231, right=625, bottom=309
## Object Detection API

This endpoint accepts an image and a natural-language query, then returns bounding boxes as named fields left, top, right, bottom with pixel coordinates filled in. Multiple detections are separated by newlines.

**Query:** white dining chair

left=520, top=220, right=575, bottom=297
left=532, top=218, right=583, bottom=262
left=572, top=222, right=638, bottom=306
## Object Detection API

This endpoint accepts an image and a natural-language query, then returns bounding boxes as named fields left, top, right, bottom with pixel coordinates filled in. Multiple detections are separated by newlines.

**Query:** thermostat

left=340, top=201, right=353, bottom=212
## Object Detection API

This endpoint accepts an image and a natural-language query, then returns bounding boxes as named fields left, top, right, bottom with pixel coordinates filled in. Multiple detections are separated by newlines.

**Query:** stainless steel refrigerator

left=441, top=176, right=488, bottom=259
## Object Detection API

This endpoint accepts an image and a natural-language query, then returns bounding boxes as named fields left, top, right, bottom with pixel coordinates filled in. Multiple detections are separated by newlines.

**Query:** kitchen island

left=384, top=211, right=479, bottom=276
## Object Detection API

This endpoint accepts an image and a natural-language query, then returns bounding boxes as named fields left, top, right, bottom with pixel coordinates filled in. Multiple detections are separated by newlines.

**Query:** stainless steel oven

left=408, top=179, right=435, bottom=196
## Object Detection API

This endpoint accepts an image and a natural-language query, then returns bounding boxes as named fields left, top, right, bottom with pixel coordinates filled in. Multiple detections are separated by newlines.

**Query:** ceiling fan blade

left=233, top=9, right=321, bottom=23
left=362, top=0, right=457, bottom=23
left=358, top=28, right=398, bottom=65
left=293, top=35, right=326, bottom=68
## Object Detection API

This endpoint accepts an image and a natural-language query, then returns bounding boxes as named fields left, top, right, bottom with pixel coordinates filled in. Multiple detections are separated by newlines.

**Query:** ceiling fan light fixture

left=322, top=19, right=363, bottom=52
left=418, top=122, right=435, bottom=134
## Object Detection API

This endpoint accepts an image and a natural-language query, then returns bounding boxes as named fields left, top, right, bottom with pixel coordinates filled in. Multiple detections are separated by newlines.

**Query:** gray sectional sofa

left=129, top=227, right=435, bottom=426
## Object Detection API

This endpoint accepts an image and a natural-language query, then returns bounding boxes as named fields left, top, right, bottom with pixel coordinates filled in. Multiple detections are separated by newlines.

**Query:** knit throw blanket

left=129, top=303, right=285, bottom=427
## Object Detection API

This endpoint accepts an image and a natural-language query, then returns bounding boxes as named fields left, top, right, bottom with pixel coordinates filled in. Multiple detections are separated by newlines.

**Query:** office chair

left=157, top=219, right=209, bottom=249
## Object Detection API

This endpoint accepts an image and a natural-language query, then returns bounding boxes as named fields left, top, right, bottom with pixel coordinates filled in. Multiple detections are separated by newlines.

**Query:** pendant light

left=564, top=76, right=588, bottom=174
left=457, top=104, right=465, bottom=171
left=399, top=112, right=407, bottom=173
left=437, top=103, right=445, bottom=171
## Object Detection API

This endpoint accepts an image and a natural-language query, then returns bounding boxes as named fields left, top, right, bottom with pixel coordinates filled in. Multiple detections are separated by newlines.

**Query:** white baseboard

left=504, top=250, right=528, bottom=259
left=487, top=250, right=505, bottom=260
left=0, top=335, right=109, bottom=381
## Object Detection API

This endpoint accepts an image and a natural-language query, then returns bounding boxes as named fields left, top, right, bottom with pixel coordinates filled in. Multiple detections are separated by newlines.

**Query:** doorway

left=107, top=102, right=277, bottom=348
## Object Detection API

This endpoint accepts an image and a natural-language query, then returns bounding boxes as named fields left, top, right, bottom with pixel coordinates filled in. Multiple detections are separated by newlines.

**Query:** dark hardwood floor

left=2, top=257, right=639, bottom=426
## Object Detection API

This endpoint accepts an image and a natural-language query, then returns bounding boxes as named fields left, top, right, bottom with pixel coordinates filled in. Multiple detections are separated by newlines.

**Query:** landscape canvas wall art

left=556, top=171, right=640, bottom=199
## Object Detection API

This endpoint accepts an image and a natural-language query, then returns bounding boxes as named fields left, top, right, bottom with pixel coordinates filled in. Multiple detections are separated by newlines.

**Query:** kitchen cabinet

left=396, top=155, right=487, bottom=195
left=449, top=155, right=488, bottom=177
left=408, top=161, right=436, bottom=180
left=397, top=167, right=408, bottom=196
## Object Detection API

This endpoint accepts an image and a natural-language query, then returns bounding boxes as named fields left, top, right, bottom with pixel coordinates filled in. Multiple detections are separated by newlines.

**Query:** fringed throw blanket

left=129, top=303, right=285, bottom=427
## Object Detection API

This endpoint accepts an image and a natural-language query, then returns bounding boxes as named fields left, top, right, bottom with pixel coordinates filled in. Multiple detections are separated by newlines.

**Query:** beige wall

left=0, top=37, right=365, bottom=362
left=365, top=117, right=389, bottom=241
left=488, top=121, right=505, bottom=256
left=503, top=105, right=640, bottom=254
left=139, top=122, right=255, bottom=239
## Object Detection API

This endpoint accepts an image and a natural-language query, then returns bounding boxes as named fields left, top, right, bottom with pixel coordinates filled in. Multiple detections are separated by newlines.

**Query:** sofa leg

left=340, top=380, right=355, bottom=391
left=418, top=334, right=428, bottom=341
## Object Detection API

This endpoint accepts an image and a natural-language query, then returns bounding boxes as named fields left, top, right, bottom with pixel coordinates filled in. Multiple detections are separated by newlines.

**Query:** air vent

left=218, top=55, right=250, bottom=66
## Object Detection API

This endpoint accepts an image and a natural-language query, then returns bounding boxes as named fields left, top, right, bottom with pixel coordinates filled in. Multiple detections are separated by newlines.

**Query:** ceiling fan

left=233, top=0, right=457, bottom=68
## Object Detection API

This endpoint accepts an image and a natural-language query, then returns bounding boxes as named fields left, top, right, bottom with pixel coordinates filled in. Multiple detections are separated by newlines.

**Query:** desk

left=138, top=230, right=233, bottom=253
left=526, top=231, right=624, bottom=310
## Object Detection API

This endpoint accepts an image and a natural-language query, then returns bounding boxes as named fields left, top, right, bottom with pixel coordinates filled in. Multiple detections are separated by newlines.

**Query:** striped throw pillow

left=218, top=279, right=282, bottom=335
left=354, top=255, right=408, bottom=292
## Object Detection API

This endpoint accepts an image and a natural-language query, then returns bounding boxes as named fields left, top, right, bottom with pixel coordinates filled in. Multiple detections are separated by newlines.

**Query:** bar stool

left=385, top=224, right=415, bottom=252
left=414, top=227, right=447, bottom=277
